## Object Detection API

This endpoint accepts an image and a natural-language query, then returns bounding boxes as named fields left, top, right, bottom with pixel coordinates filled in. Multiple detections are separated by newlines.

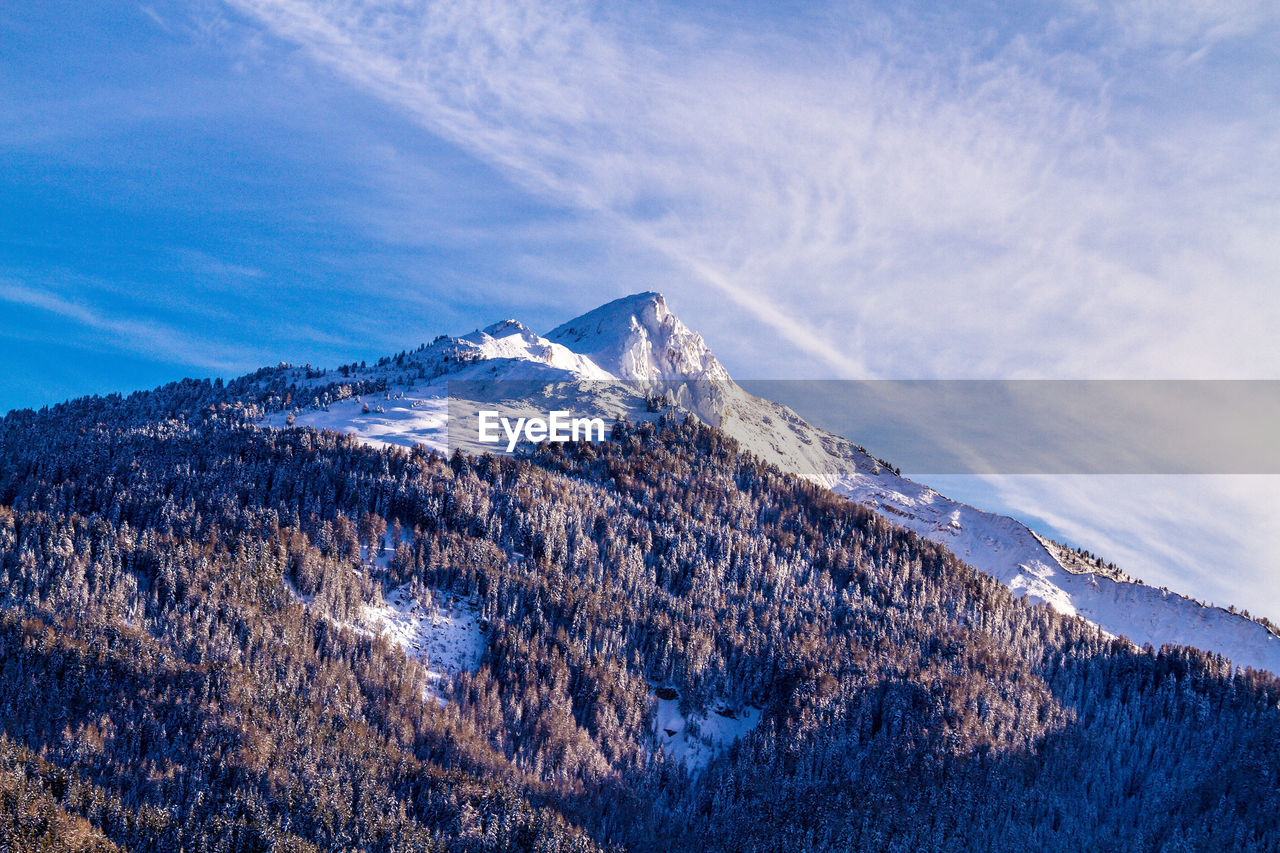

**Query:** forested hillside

left=0, top=380, right=1277, bottom=852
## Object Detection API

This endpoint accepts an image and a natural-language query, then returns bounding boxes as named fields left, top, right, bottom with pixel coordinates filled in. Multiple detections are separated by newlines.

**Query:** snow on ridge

left=818, top=444, right=1280, bottom=672
left=461, top=319, right=615, bottom=380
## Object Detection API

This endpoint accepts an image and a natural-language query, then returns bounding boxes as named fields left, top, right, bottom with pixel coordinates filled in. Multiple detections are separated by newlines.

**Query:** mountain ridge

left=262, top=292, right=1280, bottom=675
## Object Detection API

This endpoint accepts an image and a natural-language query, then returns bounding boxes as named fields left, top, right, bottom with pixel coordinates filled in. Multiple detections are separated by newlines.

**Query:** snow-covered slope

left=265, top=292, right=1280, bottom=675
left=462, top=319, right=615, bottom=379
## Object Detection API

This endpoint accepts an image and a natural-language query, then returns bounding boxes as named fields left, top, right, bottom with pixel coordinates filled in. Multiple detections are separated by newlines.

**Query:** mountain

left=2, top=314, right=1279, bottom=852
left=273, top=292, right=1280, bottom=675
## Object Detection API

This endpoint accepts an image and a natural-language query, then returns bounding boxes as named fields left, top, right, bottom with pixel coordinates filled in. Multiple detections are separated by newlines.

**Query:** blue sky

left=3, top=1, right=1280, bottom=615
left=2, top=2, right=630, bottom=408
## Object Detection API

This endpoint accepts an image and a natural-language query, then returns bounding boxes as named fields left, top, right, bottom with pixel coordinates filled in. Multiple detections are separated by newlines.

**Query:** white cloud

left=1091, top=0, right=1278, bottom=50
left=223, top=0, right=1280, bottom=381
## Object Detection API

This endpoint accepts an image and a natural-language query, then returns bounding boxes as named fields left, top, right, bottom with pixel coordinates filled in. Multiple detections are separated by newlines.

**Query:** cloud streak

left=223, top=0, right=1280, bottom=380
left=0, top=279, right=258, bottom=373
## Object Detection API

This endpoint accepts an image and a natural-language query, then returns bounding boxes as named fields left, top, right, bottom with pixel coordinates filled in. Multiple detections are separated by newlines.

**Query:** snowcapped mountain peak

left=461, top=318, right=541, bottom=348
left=479, top=318, right=531, bottom=337
left=546, top=292, right=731, bottom=384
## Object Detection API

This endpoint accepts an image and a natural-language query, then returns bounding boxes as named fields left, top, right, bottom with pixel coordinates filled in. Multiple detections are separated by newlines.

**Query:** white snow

left=282, top=545, right=486, bottom=692
left=651, top=688, right=762, bottom=771
left=260, top=292, right=1280, bottom=676
left=281, top=394, right=452, bottom=453
left=363, top=585, right=486, bottom=684
left=462, top=319, right=615, bottom=380
left=546, top=292, right=731, bottom=385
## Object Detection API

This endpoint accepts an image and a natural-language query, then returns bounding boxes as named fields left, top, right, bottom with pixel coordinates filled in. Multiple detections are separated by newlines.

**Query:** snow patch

left=264, top=392, right=451, bottom=453
left=651, top=687, right=761, bottom=771
left=362, top=585, right=487, bottom=684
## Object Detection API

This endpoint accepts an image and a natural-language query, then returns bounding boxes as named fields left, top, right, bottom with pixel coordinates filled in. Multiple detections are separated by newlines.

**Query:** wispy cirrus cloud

left=222, top=0, right=1280, bottom=380
left=1087, top=0, right=1279, bottom=50
left=0, top=278, right=258, bottom=372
